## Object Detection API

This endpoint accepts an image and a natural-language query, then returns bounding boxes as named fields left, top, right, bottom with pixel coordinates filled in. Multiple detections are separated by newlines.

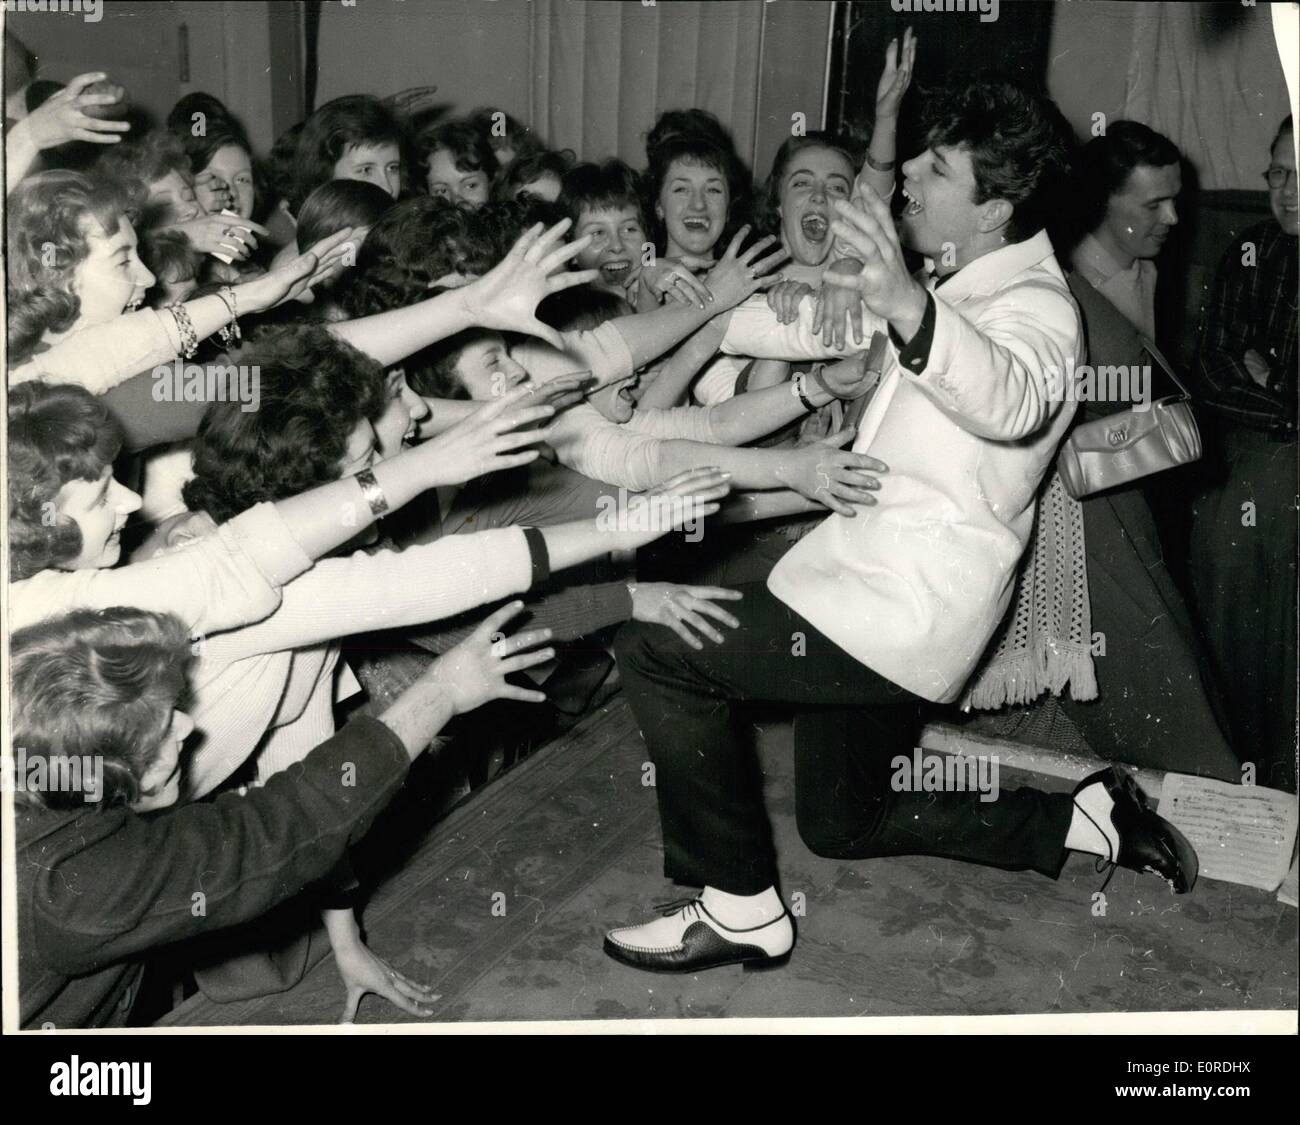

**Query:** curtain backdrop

left=528, top=0, right=766, bottom=169
left=1122, top=2, right=1290, bottom=191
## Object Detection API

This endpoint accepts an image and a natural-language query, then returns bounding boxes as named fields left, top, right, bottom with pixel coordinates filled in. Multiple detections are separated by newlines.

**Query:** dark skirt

left=1188, top=428, right=1298, bottom=791
left=1060, top=481, right=1241, bottom=781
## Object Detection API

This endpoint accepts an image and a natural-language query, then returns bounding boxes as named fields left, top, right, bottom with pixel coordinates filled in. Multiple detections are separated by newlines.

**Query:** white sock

left=700, top=885, right=785, bottom=929
left=1066, top=780, right=1119, bottom=859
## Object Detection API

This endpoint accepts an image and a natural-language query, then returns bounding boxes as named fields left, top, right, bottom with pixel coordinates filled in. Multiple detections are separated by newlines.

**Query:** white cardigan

left=721, top=231, right=1083, bottom=703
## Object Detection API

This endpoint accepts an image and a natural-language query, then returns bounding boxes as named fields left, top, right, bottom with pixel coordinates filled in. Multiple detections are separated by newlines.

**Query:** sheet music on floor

left=1160, top=775, right=1299, bottom=892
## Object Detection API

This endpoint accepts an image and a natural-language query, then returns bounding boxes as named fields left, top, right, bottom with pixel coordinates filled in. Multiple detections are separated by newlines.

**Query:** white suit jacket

left=721, top=231, right=1082, bottom=703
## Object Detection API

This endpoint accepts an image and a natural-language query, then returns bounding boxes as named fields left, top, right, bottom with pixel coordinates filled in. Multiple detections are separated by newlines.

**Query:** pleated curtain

left=1122, top=1, right=1291, bottom=191
left=527, top=0, right=766, bottom=168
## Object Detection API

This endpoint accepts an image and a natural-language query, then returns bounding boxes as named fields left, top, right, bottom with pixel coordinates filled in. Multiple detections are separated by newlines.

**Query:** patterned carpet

left=162, top=693, right=1297, bottom=1026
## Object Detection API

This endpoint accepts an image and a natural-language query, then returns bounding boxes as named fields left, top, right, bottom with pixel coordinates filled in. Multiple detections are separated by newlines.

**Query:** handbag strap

left=1138, top=335, right=1193, bottom=398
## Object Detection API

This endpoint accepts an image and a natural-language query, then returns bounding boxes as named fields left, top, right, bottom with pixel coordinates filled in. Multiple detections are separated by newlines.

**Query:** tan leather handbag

left=1057, top=340, right=1202, bottom=500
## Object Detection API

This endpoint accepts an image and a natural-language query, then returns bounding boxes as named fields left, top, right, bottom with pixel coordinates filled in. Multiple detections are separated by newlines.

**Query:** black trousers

left=615, top=582, right=1074, bottom=895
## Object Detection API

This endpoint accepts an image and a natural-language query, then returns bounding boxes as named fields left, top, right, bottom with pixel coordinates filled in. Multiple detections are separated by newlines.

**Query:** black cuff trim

left=522, top=526, right=551, bottom=586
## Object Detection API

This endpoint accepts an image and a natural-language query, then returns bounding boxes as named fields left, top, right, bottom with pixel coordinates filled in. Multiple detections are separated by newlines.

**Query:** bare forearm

left=271, top=444, right=440, bottom=558
left=637, top=334, right=718, bottom=410
left=537, top=519, right=624, bottom=572
left=330, top=289, right=475, bottom=367
left=657, top=439, right=787, bottom=491
left=710, top=379, right=832, bottom=445
left=715, top=489, right=821, bottom=524
left=610, top=300, right=715, bottom=377
left=862, top=114, right=898, bottom=200
left=5, top=121, right=40, bottom=193
left=378, top=678, right=458, bottom=760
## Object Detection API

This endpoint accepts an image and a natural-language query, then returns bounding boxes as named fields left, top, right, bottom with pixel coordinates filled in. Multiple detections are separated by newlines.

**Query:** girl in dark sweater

left=13, top=601, right=554, bottom=1028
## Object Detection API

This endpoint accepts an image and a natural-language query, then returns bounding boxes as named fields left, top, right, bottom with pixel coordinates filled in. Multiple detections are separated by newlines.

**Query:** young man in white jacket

left=605, top=78, right=1200, bottom=974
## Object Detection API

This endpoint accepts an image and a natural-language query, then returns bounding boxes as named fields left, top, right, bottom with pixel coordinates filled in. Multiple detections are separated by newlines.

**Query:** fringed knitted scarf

left=962, top=470, right=1098, bottom=710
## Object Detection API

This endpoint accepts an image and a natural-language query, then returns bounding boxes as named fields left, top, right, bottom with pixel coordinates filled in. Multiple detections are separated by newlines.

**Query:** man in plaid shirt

left=1189, top=115, right=1297, bottom=792
left=1195, top=124, right=1298, bottom=437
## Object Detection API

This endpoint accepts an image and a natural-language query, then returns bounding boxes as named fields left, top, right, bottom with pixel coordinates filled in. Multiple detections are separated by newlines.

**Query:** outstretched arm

left=330, top=220, right=598, bottom=364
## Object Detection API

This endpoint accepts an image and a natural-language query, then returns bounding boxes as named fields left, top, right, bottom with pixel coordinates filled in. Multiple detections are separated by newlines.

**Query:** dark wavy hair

left=182, top=324, right=387, bottom=524
left=416, top=118, right=499, bottom=191
left=167, top=91, right=252, bottom=153
left=7, top=382, right=125, bottom=580
left=403, top=324, right=498, bottom=401
left=95, top=128, right=191, bottom=192
left=287, top=95, right=406, bottom=214
left=559, top=159, right=647, bottom=229
left=334, top=196, right=496, bottom=319
left=139, top=227, right=203, bottom=286
left=177, top=126, right=251, bottom=177
left=474, top=196, right=568, bottom=261
left=492, top=148, right=576, bottom=202
left=10, top=607, right=191, bottom=810
left=5, top=171, right=143, bottom=364
left=467, top=106, right=545, bottom=164
left=646, top=108, right=738, bottom=162
left=918, top=75, right=1077, bottom=244
left=753, top=132, right=862, bottom=241
left=644, top=133, right=753, bottom=255
left=537, top=285, right=632, bottom=333
left=296, top=178, right=395, bottom=250
left=1071, top=120, right=1181, bottom=243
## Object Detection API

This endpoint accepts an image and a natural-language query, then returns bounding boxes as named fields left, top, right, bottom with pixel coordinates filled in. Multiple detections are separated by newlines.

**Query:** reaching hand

left=639, top=255, right=716, bottom=309
left=459, top=219, right=600, bottom=348
left=875, top=26, right=917, bottom=121
left=703, top=226, right=789, bottom=310
left=777, top=427, right=888, bottom=518
left=629, top=582, right=742, bottom=650
left=21, top=72, right=131, bottom=150
left=429, top=601, right=556, bottom=715
left=166, top=213, right=270, bottom=261
left=825, top=193, right=927, bottom=332
left=815, top=351, right=880, bottom=400
left=767, top=280, right=814, bottom=325
left=335, top=934, right=438, bottom=1023
left=383, top=85, right=443, bottom=118
left=609, top=467, right=733, bottom=550
left=238, top=228, right=357, bottom=311
left=410, top=381, right=577, bottom=485
left=811, top=261, right=868, bottom=349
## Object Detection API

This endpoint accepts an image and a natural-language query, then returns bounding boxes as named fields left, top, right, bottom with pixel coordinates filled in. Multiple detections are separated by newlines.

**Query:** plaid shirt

left=1194, top=220, right=1298, bottom=437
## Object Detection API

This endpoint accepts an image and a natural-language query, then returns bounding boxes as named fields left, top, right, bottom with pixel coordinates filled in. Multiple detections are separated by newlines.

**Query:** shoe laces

left=653, top=896, right=705, bottom=921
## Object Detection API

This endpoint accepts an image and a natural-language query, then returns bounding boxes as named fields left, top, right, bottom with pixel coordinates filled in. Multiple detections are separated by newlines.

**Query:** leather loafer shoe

left=1074, top=765, right=1199, bottom=894
left=604, top=897, right=794, bottom=973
